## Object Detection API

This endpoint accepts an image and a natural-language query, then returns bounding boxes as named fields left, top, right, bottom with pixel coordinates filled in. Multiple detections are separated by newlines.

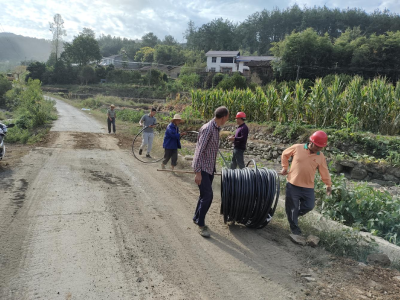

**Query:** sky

left=1, top=0, right=400, bottom=42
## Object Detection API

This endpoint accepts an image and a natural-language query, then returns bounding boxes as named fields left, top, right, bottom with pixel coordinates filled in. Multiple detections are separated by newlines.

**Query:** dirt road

left=0, top=99, right=371, bottom=299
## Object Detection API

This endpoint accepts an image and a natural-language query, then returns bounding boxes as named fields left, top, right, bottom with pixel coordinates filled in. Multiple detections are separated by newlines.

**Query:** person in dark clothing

left=161, top=114, right=186, bottom=170
left=229, top=112, right=249, bottom=169
left=107, top=104, right=116, bottom=134
left=193, top=106, right=229, bottom=237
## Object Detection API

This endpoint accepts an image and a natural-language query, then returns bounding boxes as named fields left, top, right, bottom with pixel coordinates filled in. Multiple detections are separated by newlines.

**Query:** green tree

left=134, top=47, right=155, bottom=62
left=141, top=32, right=160, bottom=48
left=46, top=52, right=57, bottom=67
left=270, top=28, right=334, bottom=80
left=26, top=61, right=46, bottom=82
left=162, top=35, right=178, bottom=46
left=144, top=69, right=163, bottom=85
left=97, top=34, right=135, bottom=57
left=79, top=65, right=95, bottom=85
left=333, top=27, right=364, bottom=68
left=154, top=45, right=185, bottom=65
left=184, top=18, right=237, bottom=52
left=95, top=66, right=107, bottom=81
left=64, top=28, right=102, bottom=66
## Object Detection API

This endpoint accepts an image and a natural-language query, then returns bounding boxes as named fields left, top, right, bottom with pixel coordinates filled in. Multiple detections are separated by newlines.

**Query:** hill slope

left=0, top=32, right=52, bottom=62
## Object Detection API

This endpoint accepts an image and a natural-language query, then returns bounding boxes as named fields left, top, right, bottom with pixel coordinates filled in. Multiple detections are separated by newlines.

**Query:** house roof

left=205, top=51, right=240, bottom=57
left=236, top=56, right=277, bottom=62
left=102, top=54, right=124, bottom=59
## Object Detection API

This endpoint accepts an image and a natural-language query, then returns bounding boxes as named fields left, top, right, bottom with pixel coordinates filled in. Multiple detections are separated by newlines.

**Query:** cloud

left=1, top=0, right=400, bottom=42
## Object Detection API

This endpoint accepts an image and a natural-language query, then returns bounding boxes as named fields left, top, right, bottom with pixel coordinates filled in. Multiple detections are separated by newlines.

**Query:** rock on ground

left=367, top=253, right=391, bottom=267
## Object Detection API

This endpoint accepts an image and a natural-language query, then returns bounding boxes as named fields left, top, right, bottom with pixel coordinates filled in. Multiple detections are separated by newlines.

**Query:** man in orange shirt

left=280, top=131, right=332, bottom=235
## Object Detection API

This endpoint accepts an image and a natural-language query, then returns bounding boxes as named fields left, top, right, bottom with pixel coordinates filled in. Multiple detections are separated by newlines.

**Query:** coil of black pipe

left=220, top=160, right=280, bottom=229
left=131, top=125, right=164, bottom=164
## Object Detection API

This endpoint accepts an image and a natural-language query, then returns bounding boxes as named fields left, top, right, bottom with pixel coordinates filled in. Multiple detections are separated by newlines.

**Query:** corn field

left=191, top=76, right=400, bottom=135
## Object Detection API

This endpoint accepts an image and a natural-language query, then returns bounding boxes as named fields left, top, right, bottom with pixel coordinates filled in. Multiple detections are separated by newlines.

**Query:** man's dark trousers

left=193, top=171, right=214, bottom=227
left=285, top=182, right=315, bottom=232
left=107, top=117, right=116, bottom=133
left=231, top=148, right=245, bottom=169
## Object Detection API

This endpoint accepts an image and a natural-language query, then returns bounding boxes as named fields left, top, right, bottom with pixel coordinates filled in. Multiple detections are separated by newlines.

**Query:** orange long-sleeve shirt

left=281, top=144, right=332, bottom=188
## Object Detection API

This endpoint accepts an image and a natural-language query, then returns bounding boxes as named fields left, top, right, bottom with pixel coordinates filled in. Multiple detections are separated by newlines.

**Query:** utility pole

left=295, top=65, right=300, bottom=82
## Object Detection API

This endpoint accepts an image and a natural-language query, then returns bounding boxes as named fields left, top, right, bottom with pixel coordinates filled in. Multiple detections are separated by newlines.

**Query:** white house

left=205, top=51, right=277, bottom=76
left=205, top=51, right=240, bottom=73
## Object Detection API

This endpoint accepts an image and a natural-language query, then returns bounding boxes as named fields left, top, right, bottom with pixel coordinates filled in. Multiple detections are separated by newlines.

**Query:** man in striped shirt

left=192, top=106, right=229, bottom=237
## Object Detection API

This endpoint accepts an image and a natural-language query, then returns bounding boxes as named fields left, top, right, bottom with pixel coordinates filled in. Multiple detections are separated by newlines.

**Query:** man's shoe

left=291, top=228, right=302, bottom=235
left=146, top=154, right=152, bottom=158
left=139, top=149, right=142, bottom=155
left=161, top=163, right=166, bottom=170
left=199, top=226, right=210, bottom=238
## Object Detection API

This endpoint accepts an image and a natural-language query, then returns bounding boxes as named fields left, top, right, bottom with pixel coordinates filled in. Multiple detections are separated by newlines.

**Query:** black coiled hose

left=220, top=160, right=280, bottom=229
left=132, top=126, right=164, bottom=164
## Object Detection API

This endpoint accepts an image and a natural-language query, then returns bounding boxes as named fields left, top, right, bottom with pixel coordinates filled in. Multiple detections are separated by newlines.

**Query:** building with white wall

left=205, top=51, right=240, bottom=73
left=205, top=51, right=277, bottom=76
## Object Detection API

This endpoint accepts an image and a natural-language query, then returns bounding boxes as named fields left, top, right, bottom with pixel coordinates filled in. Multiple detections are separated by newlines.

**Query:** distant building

left=99, top=54, right=139, bottom=70
left=205, top=51, right=240, bottom=73
left=205, top=51, right=278, bottom=78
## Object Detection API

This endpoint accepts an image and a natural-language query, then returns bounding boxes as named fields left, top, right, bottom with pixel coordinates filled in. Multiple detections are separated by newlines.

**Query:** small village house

left=205, top=51, right=278, bottom=80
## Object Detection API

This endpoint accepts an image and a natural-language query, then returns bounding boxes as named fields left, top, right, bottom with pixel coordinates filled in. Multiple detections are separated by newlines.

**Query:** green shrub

left=216, top=72, right=247, bottom=90
left=212, top=73, right=226, bottom=87
left=179, top=73, right=200, bottom=90
left=314, top=173, right=400, bottom=246
left=4, top=79, right=56, bottom=143
left=117, top=109, right=145, bottom=123
left=180, top=105, right=202, bottom=120
left=0, top=74, right=12, bottom=106
left=81, top=98, right=102, bottom=109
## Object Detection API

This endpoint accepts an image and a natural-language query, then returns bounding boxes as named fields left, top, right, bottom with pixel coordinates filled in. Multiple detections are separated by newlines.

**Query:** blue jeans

left=193, top=171, right=214, bottom=227
left=107, top=117, right=115, bottom=133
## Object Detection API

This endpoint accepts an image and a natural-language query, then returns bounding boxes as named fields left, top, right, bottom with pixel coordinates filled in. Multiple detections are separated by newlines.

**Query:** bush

left=4, top=79, right=56, bottom=144
left=81, top=98, right=102, bottom=109
left=212, top=73, right=226, bottom=87
left=0, top=74, right=12, bottom=106
left=79, top=65, right=96, bottom=85
left=179, top=73, right=200, bottom=90
left=216, top=72, right=248, bottom=90
left=143, top=69, right=164, bottom=86
left=314, top=173, right=400, bottom=246
left=117, top=109, right=145, bottom=123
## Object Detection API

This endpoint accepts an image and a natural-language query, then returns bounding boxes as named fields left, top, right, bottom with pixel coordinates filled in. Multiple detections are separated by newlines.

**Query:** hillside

left=0, top=32, right=52, bottom=62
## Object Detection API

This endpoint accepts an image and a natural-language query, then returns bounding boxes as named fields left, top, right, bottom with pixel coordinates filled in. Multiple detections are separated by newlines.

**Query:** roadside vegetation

left=0, top=79, right=57, bottom=143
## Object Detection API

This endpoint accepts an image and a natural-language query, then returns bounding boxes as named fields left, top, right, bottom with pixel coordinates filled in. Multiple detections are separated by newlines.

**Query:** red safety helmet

left=236, top=112, right=246, bottom=119
left=309, top=131, right=328, bottom=147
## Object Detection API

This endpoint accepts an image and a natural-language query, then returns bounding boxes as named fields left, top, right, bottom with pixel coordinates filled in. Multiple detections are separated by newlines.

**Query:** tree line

left=271, top=27, right=400, bottom=81
left=16, top=5, right=400, bottom=85
left=185, top=5, right=400, bottom=55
